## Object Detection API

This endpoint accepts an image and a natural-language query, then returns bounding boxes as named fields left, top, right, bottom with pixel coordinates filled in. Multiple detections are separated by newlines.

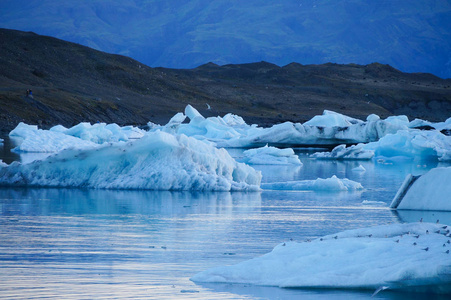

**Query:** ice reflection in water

left=0, top=151, right=451, bottom=299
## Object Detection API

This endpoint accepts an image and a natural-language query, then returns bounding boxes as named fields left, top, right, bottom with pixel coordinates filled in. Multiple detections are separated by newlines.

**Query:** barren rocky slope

left=1, top=28, right=450, bottom=135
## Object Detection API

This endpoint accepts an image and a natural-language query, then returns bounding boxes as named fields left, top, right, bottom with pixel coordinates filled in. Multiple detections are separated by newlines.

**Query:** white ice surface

left=158, top=106, right=416, bottom=148
left=9, top=122, right=145, bottom=153
left=241, top=145, right=302, bottom=165
left=365, top=129, right=451, bottom=161
left=192, top=222, right=451, bottom=293
left=261, top=175, right=363, bottom=191
left=311, top=144, right=374, bottom=160
left=9, top=123, right=97, bottom=153
left=0, top=131, right=261, bottom=191
left=393, top=167, right=451, bottom=211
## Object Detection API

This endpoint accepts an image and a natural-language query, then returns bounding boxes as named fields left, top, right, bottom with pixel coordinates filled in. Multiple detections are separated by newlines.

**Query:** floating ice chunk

left=385, top=115, right=409, bottom=127
left=163, top=112, right=187, bottom=134
left=222, top=113, right=247, bottom=126
left=9, top=122, right=97, bottom=153
left=304, top=110, right=363, bottom=127
left=0, top=131, right=262, bottom=191
left=185, top=104, right=204, bottom=120
left=262, top=175, right=363, bottom=191
left=242, top=145, right=302, bottom=165
left=173, top=109, right=246, bottom=145
left=0, top=160, right=7, bottom=167
left=10, top=122, right=146, bottom=153
left=408, top=118, right=434, bottom=130
left=361, top=200, right=385, bottom=205
left=60, top=122, right=145, bottom=143
left=365, top=130, right=451, bottom=161
left=391, top=167, right=451, bottom=211
left=191, top=222, right=451, bottom=293
left=352, top=165, right=366, bottom=172
left=311, top=144, right=374, bottom=160
left=366, top=114, right=380, bottom=122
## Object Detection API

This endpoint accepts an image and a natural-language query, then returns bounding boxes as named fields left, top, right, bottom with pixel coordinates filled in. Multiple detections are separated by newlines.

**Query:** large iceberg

left=390, top=167, right=451, bottom=211
left=158, top=106, right=411, bottom=148
left=192, top=222, right=451, bottom=293
left=0, top=131, right=261, bottom=191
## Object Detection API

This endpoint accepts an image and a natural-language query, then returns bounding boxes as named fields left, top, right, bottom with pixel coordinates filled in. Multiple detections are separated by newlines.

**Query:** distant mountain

left=1, top=0, right=450, bottom=78
left=1, top=28, right=450, bottom=134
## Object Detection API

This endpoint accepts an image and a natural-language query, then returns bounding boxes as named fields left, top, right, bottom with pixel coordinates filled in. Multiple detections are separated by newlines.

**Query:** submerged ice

left=0, top=131, right=261, bottom=191
left=191, top=222, right=451, bottom=293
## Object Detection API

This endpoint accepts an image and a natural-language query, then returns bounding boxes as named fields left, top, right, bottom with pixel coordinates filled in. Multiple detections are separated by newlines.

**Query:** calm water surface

left=1, top=140, right=450, bottom=299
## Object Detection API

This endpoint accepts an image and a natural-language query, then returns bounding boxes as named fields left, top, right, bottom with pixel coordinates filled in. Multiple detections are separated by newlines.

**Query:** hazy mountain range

left=1, top=0, right=450, bottom=78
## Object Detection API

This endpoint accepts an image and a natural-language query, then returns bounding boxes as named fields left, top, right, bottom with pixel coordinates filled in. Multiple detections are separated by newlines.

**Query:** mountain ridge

left=1, top=28, right=450, bottom=135
left=1, top=0, right=450, bottom=78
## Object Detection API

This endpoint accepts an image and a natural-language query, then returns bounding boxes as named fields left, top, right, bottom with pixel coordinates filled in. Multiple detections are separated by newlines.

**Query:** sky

left=1, top=0, right=450, bottom=78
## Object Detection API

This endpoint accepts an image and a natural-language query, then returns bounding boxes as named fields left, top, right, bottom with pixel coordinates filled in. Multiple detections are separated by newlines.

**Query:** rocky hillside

left=1, top=28, right=450, bottom=134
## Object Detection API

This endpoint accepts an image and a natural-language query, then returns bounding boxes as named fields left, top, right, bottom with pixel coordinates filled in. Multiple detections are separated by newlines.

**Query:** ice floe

left=0, top=131, right=261, bottom=191
left=261, top=175, right=363, bottom=191
left=365, top=129, right=451, bottom=161
left=311, top=144, right=374, bottom=160
left=191, top=222, right=451, bottom=293
left=241, top=145, right=302, bottom=165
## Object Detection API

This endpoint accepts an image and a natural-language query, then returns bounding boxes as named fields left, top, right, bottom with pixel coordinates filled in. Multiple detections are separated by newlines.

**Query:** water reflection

left=0, top=188, right=262, bottom=216
left=0, top=136, right=20, bottom=164
left=393, top=209, right=451, bottom=225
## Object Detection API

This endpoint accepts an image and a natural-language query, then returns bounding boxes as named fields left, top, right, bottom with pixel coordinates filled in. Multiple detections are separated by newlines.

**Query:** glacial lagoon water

left=1, top=140, right=451, bottom=299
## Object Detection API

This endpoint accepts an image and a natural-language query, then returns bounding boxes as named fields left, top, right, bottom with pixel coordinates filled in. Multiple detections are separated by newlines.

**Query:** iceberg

left=365, top=129, right=451, bottom=161
left=9, top=122, right=145, bottom=153
left=390, top=167, right=451, bottom=211
left=192, top=222, right=451, bottom=293
left=303, top=110, right=363, bottom=127
left=0, top=131, right=261, bottom=191
left=311, top=144, right=374, bottom=160
left=53, top=122, right=145, bottom=143
left=241, top=145, right=302, bottom=165
left=312, top=128, right=451, bottom=162
left=161, top=106, right=411, bottom=148
left=9, top=122, right=98, bottom=153
left=261, top=175, right=363, bottom=191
